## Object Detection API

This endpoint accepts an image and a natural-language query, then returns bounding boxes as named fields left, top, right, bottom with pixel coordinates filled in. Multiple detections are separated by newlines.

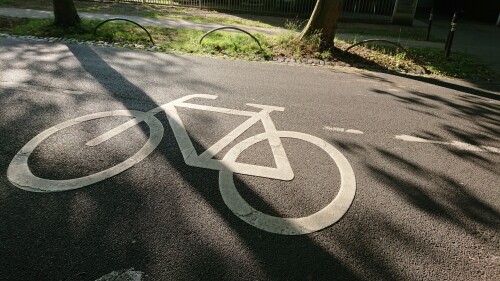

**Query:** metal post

left=426, top=8, right=434, bottom=41
left=445, top=11, right=458, bottom=58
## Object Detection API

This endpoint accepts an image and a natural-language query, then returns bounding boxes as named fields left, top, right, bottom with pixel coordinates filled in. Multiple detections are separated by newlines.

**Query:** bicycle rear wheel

left=7, top=110, right=163, bottom=192
left=219, top=131, right=356, bottom=235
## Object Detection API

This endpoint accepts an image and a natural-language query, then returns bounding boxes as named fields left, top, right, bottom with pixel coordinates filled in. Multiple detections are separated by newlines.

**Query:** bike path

left=0, top=38, right=499, bottom=281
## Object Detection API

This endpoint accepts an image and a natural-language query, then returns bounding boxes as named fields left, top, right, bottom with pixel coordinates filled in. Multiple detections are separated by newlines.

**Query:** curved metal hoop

left=344, top=39, right=408, bottom=54
left=199, top=27, right=263, bottom=50
left=93, top=18, right=155, bottom=45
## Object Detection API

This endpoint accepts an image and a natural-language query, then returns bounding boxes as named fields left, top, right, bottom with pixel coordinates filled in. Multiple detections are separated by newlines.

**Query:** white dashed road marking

left=94, top=269, right=143, bottom=281
left=324, top=126, right=364, bottom=134
left=323, top=128, right=499, bottom=154
left=395, top=135, right=500, bottom=154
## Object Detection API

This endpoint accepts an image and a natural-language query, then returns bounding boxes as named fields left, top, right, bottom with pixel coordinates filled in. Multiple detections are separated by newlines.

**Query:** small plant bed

left=337, top=40, right=497, bottom=81
left=0, top=18, right=271, bottom=58
left=1, top=17, right=496, bottom=82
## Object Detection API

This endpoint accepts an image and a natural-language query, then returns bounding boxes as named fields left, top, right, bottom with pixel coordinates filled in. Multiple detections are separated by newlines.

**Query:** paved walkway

left=0, top=7, right=288, bottom=35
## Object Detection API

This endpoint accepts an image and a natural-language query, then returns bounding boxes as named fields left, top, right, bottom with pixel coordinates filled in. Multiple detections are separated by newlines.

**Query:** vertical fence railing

left=342, top=0, right=396, bottom=18
left=85, top=0, right=396, bottom=19
left=192, top=0, right=317, bottom=17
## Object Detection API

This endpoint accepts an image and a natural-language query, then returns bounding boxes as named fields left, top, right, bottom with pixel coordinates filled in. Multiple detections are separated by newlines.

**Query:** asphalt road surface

left=1, top=38, right=499, bottom=281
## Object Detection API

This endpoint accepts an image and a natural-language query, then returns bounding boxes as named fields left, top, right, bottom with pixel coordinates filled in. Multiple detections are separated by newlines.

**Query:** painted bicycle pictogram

left=8, top=94, right=356, bottom=235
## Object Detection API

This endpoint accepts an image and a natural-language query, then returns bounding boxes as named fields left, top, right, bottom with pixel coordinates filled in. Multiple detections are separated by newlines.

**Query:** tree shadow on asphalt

left=351, top=73, right=500, bottom=253
left=368, top=148, right=500, bottom=239
left=0, top=43, right=157, bottom=281
left=64, top=44, right=365, bottom=280
left=1, top=39, right=499, bottom=280
left=369, top=77, right=499, bottom=175
left=322, top=134, right=499, bottom=279
left=370, top=85, right=499, bottom=167
left=366, top=78, right=500, bottom=241
left=322, top=66, right=499, bottom=278
left=0, top=41, right=362, bottom=280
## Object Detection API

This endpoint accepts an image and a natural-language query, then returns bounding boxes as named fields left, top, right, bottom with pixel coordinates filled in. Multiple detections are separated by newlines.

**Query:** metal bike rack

left=344, top=39, right=408, bottom=54
left=93, top=18, right=155, bottom=45
left=199, top=27, right=263, bottom=51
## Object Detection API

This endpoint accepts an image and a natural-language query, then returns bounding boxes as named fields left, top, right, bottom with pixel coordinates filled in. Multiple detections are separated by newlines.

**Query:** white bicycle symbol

left=7, top=94, right=356, bottom=235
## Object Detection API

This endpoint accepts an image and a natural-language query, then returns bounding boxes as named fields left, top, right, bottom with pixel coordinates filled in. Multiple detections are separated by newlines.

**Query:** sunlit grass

left=1, top=18, right=270, bottom=59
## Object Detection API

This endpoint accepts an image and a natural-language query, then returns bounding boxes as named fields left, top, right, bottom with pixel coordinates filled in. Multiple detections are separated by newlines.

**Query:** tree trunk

left=299, top=0, right=344, bottom=50
left=53, top=0, right=81, bottom=27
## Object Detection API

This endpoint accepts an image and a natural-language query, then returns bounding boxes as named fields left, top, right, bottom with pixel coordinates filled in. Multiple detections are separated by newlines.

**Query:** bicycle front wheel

left=7, top=110, right=163, bottom=192
left=219, top=131, right=356, bottom=235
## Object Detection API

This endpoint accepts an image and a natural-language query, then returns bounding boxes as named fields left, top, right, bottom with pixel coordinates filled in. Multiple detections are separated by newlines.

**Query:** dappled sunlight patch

left=1, top=68, right=31, bottom=82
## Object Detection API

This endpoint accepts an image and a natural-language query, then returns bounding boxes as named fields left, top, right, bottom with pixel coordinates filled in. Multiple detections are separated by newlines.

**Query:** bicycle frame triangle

left=164, top=100, right=294, bottom=181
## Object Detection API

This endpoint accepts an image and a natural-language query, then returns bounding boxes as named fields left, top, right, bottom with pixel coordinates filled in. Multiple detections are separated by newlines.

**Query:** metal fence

left=92, top=0, right=396, bottom=19
left=343, top=0, right=395, bottom=16
left=343, top=0, right=396, bottom=21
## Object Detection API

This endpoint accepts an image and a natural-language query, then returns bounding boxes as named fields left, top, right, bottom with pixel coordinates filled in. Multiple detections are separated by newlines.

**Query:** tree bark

left=299, top=0, right=344, bottom=50
left=53, top=0, right=81, bottom=27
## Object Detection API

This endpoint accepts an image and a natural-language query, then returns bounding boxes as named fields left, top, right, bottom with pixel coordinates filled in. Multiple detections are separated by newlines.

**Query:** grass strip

left=1, top=17, right=496, bottom=81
